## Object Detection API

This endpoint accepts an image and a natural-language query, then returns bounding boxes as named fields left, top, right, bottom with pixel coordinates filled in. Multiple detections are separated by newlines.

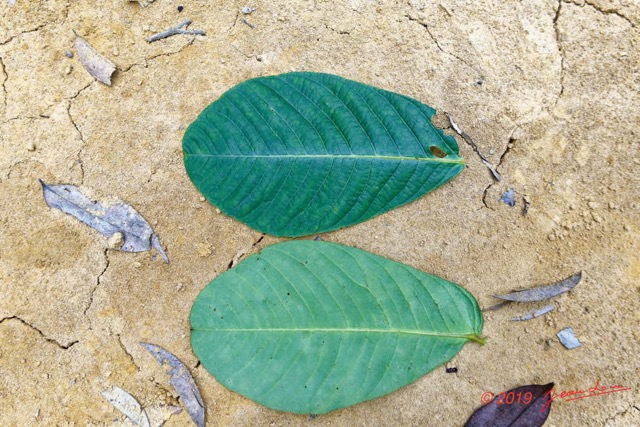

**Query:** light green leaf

left=183, top=72, right=464, bottom=237
left=190, top=241, right=484, bottom=414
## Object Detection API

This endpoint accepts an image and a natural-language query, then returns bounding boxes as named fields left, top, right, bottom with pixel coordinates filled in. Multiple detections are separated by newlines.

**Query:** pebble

left=588, top=201, right=600, bottom=209
left=215, top=208, right=221, bottom=214
left=112, top=47, right=119, bottom=56
left=133, top=261, right=142, bottom=268
left=65, top=65, right=72, bottom=75
left=107, top=232, right=124, bottom=249
left=64, top=50, right=74, bottom=58
left=26, top=142, right=36, bottom=151
left=199, top=196, right=205, bottom=202
left=142, top=24, right=150, bottom=32
left=548, top=233, right=556, bottom=241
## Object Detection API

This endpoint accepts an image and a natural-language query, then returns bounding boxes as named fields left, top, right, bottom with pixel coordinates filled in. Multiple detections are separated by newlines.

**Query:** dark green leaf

left=183, top=72, right=464, bottom=237
left=190, top=241, right=484, bottom=414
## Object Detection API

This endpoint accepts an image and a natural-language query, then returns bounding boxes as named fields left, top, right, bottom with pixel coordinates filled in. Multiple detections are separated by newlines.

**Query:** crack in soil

left=117, top=334, right=140, bottom=372
left=553, top=0, right=566, bottom=106
left=0, top=56, right=7, bottom=111
left=0, top=23, right=47, bottom=46
left=404, top=14, right=481, bottom=74
left=0, top=315, right=78, bottom=349
left=66, top=91, right=91, bottom=184
left=447, top=113, right=501, bottom=182
left=481, top=136, right=517, bottom=209
left=603, top=402, right=639, bottom=424
left=567, top=0, right=635, bottom=27
left=83, top=248, right=110, bottom=315
left=226, top=233, right=266, bottom=270
left=118, top=37, right=200, bottom=74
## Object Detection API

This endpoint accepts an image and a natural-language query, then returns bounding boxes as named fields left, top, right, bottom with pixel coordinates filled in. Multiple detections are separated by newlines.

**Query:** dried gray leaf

left=39, top=180, right=169, bottom=263
left=495, top=272, right=582, bottom=302
left=512, top=304, right=554, bottom=321
left=102, top=386, right=151, bottom=427
left=7, top=0, right=16, bottom=6
left=146, top=19, right=206, bottom=43
left=557, top=327, right=582, bottom=349
left=141, top=343, right=204, bottom=427
left=73, top=30, right=116, bottom=85
left=500, top=188, right=516, bottom=207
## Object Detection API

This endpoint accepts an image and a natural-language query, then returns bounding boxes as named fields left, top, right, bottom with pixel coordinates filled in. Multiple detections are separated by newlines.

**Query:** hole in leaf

left=429, top=146, right=447, bottom=158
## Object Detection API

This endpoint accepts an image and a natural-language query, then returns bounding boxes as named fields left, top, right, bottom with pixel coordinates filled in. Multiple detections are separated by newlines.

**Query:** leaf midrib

left=192, top=327, right=475, bottom=340
left=185, top=153, right=464, bottom=165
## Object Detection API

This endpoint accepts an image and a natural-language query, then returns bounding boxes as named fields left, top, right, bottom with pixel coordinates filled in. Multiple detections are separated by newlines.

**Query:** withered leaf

left=102, top=386, right=151, bottom=427
left=465, top=383, right=554, bottom=427
left=40, top=180, right=168, bottom=262
left=557, top=327, right=582, bottom=349
left=495, top=272, right=581, bottom=302
left=73, top=30, right=116, bottom=86
left=141, top=343, right=204, bottom=427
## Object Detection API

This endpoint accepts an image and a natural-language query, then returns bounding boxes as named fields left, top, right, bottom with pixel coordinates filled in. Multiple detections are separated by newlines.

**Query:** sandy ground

left=1, top=0, right=639, bottom=425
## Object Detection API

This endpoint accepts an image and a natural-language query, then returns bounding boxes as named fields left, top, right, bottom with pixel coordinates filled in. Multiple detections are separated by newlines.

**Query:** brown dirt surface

left=1, top=0, right=638, bottom=426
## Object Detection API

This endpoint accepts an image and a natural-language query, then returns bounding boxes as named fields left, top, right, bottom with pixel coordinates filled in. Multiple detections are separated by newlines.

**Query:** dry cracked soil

left=1, top=0, right=639, bottom=426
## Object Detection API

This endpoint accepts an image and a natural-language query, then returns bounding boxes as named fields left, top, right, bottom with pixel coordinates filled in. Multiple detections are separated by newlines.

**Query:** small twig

left=447, top=113, right=501, bottom=181
left=146, top=19, right=206, bottom=43
left=511, top=305, right=554, bottom=322
left=240, top=18, right=256, bottom=29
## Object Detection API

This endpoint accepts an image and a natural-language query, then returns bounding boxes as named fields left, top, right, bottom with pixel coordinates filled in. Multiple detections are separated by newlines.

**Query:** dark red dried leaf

left=465, top=383, right=554, bottom=427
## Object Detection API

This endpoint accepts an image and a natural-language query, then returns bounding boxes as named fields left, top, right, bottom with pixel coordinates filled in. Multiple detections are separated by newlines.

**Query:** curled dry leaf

left=465, top=383, right=554, bottom=427
left=557, top=327, right=582, bottom=349
left=73, top=30, right=116, bottom=86
left=141, top=343, right=205, bottom=427
left=40, top=180, right=169, bottom=262
left=495, top=272, right=582, bottom=302
left=102, top=386, right=151, bottom=427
